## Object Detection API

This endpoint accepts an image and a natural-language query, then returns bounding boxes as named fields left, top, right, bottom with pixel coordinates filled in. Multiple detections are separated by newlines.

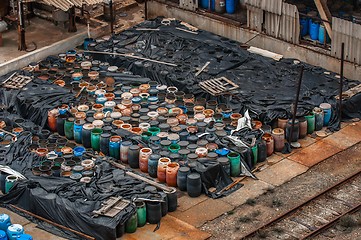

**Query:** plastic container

left=148, top=154, right=160, bottom=178
left=257, top=140, right=267, bottom=162
left=227, top=152, right=240, bottom=177
left=125, top=211, right=137, bottom=233
left=139, top=148, right=152, bottom=173
left=217, top=157, right=230, bottom=176
left=157, top=157, right=171, bottom=183
left=313, top=107, right=324, bottom=131
left=177, top=166, right=190, bottom=191
left=64, top=118, right=75, bottom=140
left=286, top=119, right=300, bottom=142
left=73, top=120, right=84, bottom=144
left=272, top=128, right=285, bottom=152
left=7, top=224, right=23, bottom=240
left=318, top=25, right=330, bottom=44
left=298, top=117, right=308, bottom=139
left=135, top=201, right=146, bottom=227
left=165, top=188, right=177, bottom=212
left=82, top=123, right=94, bottom=148
left=100, top=133, right=111, bottom=156
left=305, top=113, right=315, bottom=134
left=128, top=145, right=140, bottom=169
left=109, top=136, right=121, bottom=160
left=309, top=20, right=320, bottom=40
left=200, top=0, right=209, bottom=9
left=166, top=162, right=179, bottom=187
left=146, top=202, right=162, bottom=224
left=56, top=115, right=67, bottom=136
left=91, top=128, right=103, bottom=151
left=0, top=230, right=7, bottom=240
left=120, top=141, right=132, bottom=164
left=0, top=214, right=11, bottom=231
left=300, top=17, right=309, bottom=37
left=251, top=145, right=258, bottom=165
left=17, top=234, right=33, bottom=240
left=320, top=103, right=332, bottom=126
left=5, top=175, right=18, bottom=194
left=262, top=133, right=274, bottom=157
left=187, top=173, right=202, bottom=198
left=226, top=0, right=236, bottom=14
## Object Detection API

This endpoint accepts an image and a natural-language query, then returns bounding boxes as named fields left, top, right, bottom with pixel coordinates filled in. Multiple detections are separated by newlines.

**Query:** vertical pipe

left=339, top=43, right=345, bottom=129
left=289, top=65, right=304, bottom=143
left=109, top=0, right=114, bottom=35
left=144, top=0, right=148, bottom=20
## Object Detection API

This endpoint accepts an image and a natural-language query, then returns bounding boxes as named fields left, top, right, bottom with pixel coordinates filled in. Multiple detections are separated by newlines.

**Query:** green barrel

left=91, top=128, right=103, bottom=151
left=64, top=117, right=75, bottom=140
left=227, top=152, right=240, bottom=177
left=304, top=113, right=315, bottom=134
left=136, top=201, right=146, bottom=227
left=125, top=211, right=138, bottom=233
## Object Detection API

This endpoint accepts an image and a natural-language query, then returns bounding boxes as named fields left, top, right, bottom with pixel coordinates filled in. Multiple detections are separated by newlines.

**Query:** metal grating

left=247, top=5, right=263, bottom=32
left=331, top=17, right=361, bottom=65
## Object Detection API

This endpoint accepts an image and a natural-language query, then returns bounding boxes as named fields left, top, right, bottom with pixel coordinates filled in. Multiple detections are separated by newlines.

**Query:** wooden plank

left=314, top=0, right=332, bottom=40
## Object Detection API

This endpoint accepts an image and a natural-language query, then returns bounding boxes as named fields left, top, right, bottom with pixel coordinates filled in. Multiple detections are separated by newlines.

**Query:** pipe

left=339, top=42, right=345, bottom=129
left=288, top=65, right=304, bottom=143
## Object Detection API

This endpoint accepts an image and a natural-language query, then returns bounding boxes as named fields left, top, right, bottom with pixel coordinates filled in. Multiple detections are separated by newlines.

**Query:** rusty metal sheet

left=40, top=0, right=104, bottom=12
left=331, top=17, right=361, bottom=64
left=244, top=0, right=261, bottom=8
left=260, top=0, right=282, bottom=15
left=247, top=5, right=263, bottom=32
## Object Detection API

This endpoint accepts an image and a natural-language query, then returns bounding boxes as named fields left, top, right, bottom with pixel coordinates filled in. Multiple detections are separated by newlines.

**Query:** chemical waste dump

left=0, top=18, right=360, bottom=240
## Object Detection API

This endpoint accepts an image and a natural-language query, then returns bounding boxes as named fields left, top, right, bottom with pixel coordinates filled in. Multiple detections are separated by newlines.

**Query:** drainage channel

left=240, top=170, right=361, bottom=240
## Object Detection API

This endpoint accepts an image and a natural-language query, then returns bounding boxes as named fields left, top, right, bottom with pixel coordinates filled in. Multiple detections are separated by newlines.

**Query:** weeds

left=245, top=198, right=257, bottom=206
left=265, top=186, right=275, bottom=194
left=250, top=210, right=261, bottom=218
left=256, top=230, right=269, bottom=239
left=272, top=227, right=284, bottom=234
left=339, top=215, right=358, bottom=232
left=271, top=198, right=283, bottom=208
left=227, top=210, right=235, bottom=215
left=238, top=216, right=252, bottom=223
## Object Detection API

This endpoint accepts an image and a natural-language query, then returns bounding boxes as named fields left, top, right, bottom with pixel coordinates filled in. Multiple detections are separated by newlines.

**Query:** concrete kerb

left=0, top=19, right=108, bottom=76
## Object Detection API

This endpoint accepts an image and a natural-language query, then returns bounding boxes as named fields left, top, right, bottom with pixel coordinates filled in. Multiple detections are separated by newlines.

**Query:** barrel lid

left=178, top=141, right=189, bottom=148
left=160, top=140, right=171, bottom=146
left=178, top=149, right=190, bottom=155
left=7, top=224, right=23, bottom=232
left=150, top=154, right=161, bottom=160
left=207, top=152, right=218, bottom=159
left=129, top=145, right=140, bottom=150
left=187, top=144, right=198, bottom=150
left=187, top=173, right=200, bottom=180
left=319, top=103, right=331, bottom=109
left=121, top=141, right=132, bottom=146
left=179, top=166, right=190, bottom=172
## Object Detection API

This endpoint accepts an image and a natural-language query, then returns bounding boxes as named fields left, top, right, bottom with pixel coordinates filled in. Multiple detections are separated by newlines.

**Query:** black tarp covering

left=90, top=18, right=361, bottom=130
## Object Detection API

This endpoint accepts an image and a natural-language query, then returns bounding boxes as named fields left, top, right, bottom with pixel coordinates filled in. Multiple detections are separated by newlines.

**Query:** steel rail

left=240, top=170, right=361, bottom=239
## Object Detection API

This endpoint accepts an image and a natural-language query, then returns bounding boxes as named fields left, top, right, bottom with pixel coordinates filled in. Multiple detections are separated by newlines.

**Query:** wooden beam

left=314, top=0, right=332, bottom=40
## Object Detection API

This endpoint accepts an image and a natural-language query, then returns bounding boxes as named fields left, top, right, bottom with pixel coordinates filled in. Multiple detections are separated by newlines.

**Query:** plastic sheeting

left=90, top=18, right=361, bottom=130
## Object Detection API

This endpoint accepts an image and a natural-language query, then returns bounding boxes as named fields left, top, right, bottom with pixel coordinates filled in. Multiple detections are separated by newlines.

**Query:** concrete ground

left=0, top=17, right=87, bottom=65
left=1, top=120, right=360, bottom=239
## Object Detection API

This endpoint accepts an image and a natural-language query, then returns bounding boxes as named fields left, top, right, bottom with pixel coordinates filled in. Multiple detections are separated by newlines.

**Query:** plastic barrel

left=17, top=234, right=33, bottom=240
left=320, top=103, right=332, bottom=126
left=6, top=224, right=23, bottom=240
left=309, top=21, right=320, bottom=40
left=0, top=214, right=11, bottom=232
left=200, top=0, right=209, bottom=9
left=226, top=0, right=235, bottom=14
left=0, top=230, right=7, bottom=240
left=300, top=18, right=309, bottom=37
left=5, top=175, right=18, bottom=194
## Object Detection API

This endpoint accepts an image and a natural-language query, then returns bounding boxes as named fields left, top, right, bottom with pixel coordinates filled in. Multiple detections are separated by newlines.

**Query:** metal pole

left=18, top=0, right=26, bottom=51
left=144, top=0, right=148, bottom=20
left=289, top=65, right=304, bottom=143
left=339, top=43, right=345, bottom=128
left=109, top=0, right=114, bottom=34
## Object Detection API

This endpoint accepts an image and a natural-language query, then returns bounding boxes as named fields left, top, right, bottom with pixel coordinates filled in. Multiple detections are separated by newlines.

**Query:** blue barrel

left=109, top=137, right=121, bottom=160
left=226, top=0, right=235, bottom=13
left=17, top=234, right=32, bottom=240
left=0, top=230, right=7, bottom=240
left=6, top=224, right=23, bottom=240
left=148, top=154, right=160, bottom=178
left=0, top=215, right=10, bottom=232
left=211, top=0, right=215, bottom=11
left=318, top=25, right=330, bottom=44
left=73, top=120, right=84, bottom=144
left=200, top=0, right=208, bottom=9
left=73, top=146, right=86, bottom=157
left=84, top=38, right=95, bottom=50
left=300, top=18, right=309, bottom=37
left=320, top=103, right=332, bottom=126
left=309, top=21, right=320, bottom=40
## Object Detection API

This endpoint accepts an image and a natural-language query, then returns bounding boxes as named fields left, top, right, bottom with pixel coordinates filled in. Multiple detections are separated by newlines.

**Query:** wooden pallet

left=199, top=77, right=239, bottom=96
left=93, top=197, right=130, bottom=218
left=1, top=73, right=33, bottom=89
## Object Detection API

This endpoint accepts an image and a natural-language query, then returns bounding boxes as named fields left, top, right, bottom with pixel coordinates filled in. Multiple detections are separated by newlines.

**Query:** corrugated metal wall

left=245, top=0, right=300, bottom=44
left=332, top=17, right=361, bottom=65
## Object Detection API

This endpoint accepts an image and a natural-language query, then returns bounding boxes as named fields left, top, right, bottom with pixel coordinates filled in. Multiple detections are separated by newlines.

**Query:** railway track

left=241, top=170, right=361, bottom=240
